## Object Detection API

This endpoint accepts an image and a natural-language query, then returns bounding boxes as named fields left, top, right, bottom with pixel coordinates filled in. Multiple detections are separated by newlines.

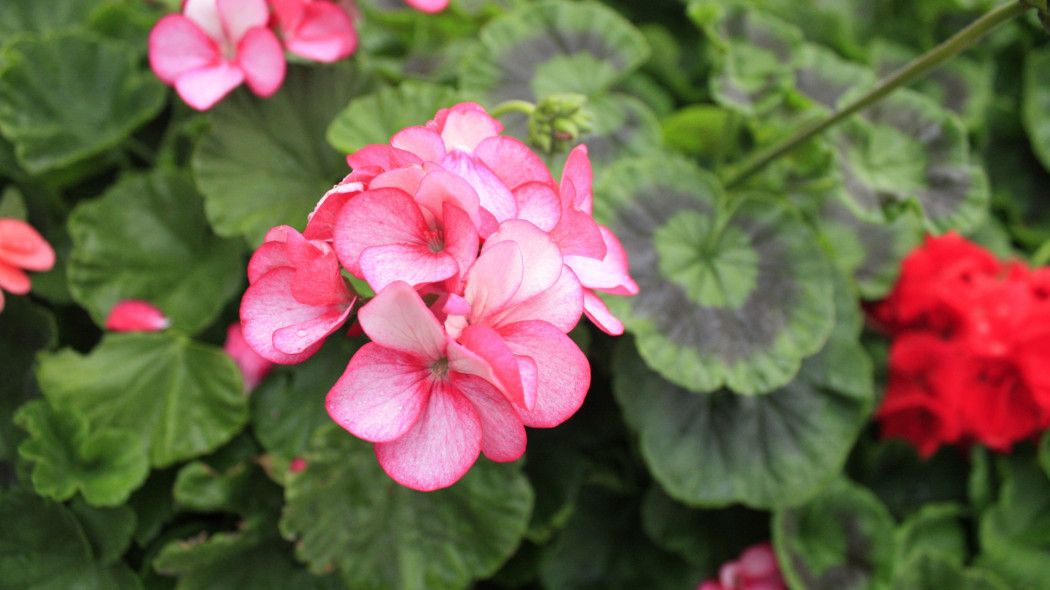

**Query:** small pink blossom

left=268, top=0, right=357, bottom=62
left=0, top=218, right=55, bottom=314
left=105, top=300, right=171, bottom=332
left=698, top=542, right=786, bottom=590
left=149, top=0, right=286, bottom=110
left=223, top=322, right=276, bottom=390
left=401, top=0, right=449, bottom=13
left=289, top=457, right=308, bottom=473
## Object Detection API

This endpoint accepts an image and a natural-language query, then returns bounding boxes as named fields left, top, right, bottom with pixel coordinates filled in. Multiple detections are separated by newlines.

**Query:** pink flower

left=0, top=218, right=55, bottom=314
left=401, top=0, right=449, bottom=13
left=699, top=542, right=786, bottom=590
left=223, top=322, right=276, bottom=390
left=105, top=300, right=171, bottom=332
left=149, top=0, right=286, bottom=110
left=240, top=225, right=357, bottom=364
left=326, top=281, right=527, bottom=491
left=268, top=0, right=357, bottom=62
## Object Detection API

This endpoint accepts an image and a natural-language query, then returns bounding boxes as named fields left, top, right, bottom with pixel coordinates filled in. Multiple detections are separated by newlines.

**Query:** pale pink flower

left=268, top=0, right=357, bottom=62
left=402, top=0, right=449, bottom=13
left=240, top=225, right=357, bottom=363
left=698, top=542, right=787, bottom=590
left=223, top=322, right=276, bottom=390
left=105, top=300, right=171, bottom=332
left=149, top=0, right=286, bottom=110
left=0, top=218, right=55, bottom=314
left=326, top=281, right=527, bottom=491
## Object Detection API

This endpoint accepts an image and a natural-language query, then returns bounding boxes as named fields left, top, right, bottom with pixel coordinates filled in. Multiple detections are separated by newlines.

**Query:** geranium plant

left=5, top=0, right=1050, bottom=588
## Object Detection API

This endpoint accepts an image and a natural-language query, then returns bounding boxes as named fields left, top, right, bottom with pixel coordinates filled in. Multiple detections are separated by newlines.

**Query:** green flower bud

left=526, top=93, right=595, bottom=155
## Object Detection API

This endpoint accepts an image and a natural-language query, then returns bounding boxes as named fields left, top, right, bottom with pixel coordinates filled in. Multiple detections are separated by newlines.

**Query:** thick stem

left=723, top=0, right=1030, bottom=190
left=489, top=99, right=536, bottom=119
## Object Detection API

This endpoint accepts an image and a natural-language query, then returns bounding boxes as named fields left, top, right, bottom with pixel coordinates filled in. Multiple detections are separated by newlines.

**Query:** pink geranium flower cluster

left=241, top=103, right=637, bottom=490
left=868, top=232, right=1050, bottom=457
left=698, top=542, right=786, bottom=590
left=149, top=0, right=358, bottom=110
left=0, top=218, right=54, bottom=313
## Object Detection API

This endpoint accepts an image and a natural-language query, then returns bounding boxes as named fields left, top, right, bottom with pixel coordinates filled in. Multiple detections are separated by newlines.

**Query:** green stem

left=489, top=99, right=536, bottom=119
left=723, top=0, right=1030, bottom=190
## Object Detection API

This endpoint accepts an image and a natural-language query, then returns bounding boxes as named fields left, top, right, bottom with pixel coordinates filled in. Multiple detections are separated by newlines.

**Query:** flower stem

left=723, top=0, right=1030, bottom=190
left=489, top=99, right=536, bottom=119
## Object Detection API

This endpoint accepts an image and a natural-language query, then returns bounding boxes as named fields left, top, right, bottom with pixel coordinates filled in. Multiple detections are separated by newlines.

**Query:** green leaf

left=848, top=439, right=970, bottom=520
left=0, top=31, right=165, bottom=174
left=37, top=332, right=248, bottom=468
left=1023, top=44, right=1050, bottom=176
left=327, top=81, right=461, bottom=154
left=594, top=155, right=835, bottom=394
left=538, top=487, right=700, bottom=590
left=977, top=457, right=1050, bottom=590
left=67, top=169, right=244, bottom=334
left=459, top=1, right=649, bottom=104
left=893, top=552, right=1011, bottom=590
left=279, top=424, right=533, bottom=590
left=193, top=64, right=371, bottom=245
left=68, top=497, right=137, bottom=565
left=896, top=503, right=969, bottom=567
left=611, top=269, right=872, bottom=508
left=0, top=296, right=53, bottom=462
left=773, top=478, right=897, bottom=590
left=0, top=0, right=111, bottom=41
left=173, top=460, right=282, bottom=517
left=15, top=400, right=149, bottom=506
left=0, top=489, right=141, bottom=590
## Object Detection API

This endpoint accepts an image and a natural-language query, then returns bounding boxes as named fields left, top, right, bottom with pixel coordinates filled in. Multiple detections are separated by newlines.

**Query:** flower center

left=425, top=228, right=446, bottom=253
left=430, top=357, right=450, bottom=381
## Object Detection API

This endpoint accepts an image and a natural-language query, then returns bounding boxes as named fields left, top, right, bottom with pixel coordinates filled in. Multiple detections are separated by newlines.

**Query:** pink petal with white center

left=374, top=382, right=482, bottom=491
left=183, top=0, right=224, bottom=43
left=560, top=144, right=593, bottom=214
left=240, top=267, right=342, bottom=363
left=441, top=150, right=517, bottom=224
left=173, top=61, right=244, bottom=111
left=492, top=264, right=583, bottom=333
left=346, top=144, right=422, bottom=172
left=483, top=220, right=564, bottom=310
left=333, top=187, right=428, bottom=276
left=458, top=324, right=529, bottom=410
left=0, top=262, right=30, bottom=294
left=414, top=169, right=482, bottom=228
left=401, top=0, right=451, bottom=14
left=441, top=203, right=481, bottom=281
left=391, top=126, right=447, bottom=164
left=105, top=300, right=171, bottom=332
left=474, top=135, right=555, bottom=190
left=453, top=374, right=527, bottom=462
left=326, top=343, right=430, bottom=442
left=217, top=0, right=270, bottom=42
left=498, top=320, right=590, bottom=428
left=148, top=15, right=220, bottom=84
left=361, top=244, right=459, bottom=292
left=357, top=281, right=447, bottom=360
left=460, top=241, right=524, bottom=324
left=513, top=181, right=561, bottom=232
left=582, top=290, right=624, bottom=336
left=0, top=219, right=55, bottom=271
left=282, top=1, right=357, bottom=62
left=236, top=26, right=286, bottom=97
left=564, top=225, right=639, bottom=294
left=438, top=107, right=502, bottom=153
left=272, top=306, right=352, bottom=354
left=224, top=322, right=275, bottom=390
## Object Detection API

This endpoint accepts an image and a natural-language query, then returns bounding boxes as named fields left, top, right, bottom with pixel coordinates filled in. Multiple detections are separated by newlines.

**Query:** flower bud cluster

left=240, top=102, right=637, bottom=490
left=697, top=542, right=786, bottom=590
left=868, top=232, right=1050, bottom=456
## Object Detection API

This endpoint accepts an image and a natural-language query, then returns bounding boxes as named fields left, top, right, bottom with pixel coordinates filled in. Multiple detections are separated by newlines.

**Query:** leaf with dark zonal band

left=193, top=64, right=371, bottom=245
left=67, top=169, right=244, bottom=334
left=612, top=269, right=872, bottom=508
left=279, top=424, right=533, bottom=590
left=36, top=332, right=248, bottom=468
left=773, top=478, right=897, bottom=590
left=594, top=154, right=835, bottom=394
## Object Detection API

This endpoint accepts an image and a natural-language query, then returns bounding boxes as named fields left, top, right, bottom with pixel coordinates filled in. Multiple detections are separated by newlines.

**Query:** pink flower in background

left=268, top=0, right=357, bottom=62
left=0, top=218, right=55, bottom=314
left=402, top=0, right=449, bottom=13
left=698, top=542, right=786, bottom=590
left=223, top=322, right=276, bottom=391
left=149, top=0, right=286, bottom=110
left=105, top=300, right=170, bottom=332
left=240, top=225, right=357, bottom=364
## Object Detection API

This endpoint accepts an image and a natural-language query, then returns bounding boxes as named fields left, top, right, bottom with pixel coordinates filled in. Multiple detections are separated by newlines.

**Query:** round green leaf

left=327, top=81, right=461, bottom=154
left=594, top=155, right=835, bottom=394
left=67, top=169, right=244, bottom=334
left=773, top=478, right=897, bottom=590
left=68, top=498, right=137, bottom=566
left=193, top=63, right=371, bottom=245
left=15, top=400, right=149, bottom=506
left=280, top=424, right=533, bottom=590
left=36, top=332, right=248, bottom=468
left=0, top=31, right=165, bottom=175
left=893, top=552, right=1011, bottom=590
left=459, top=0, right=649, bottom=103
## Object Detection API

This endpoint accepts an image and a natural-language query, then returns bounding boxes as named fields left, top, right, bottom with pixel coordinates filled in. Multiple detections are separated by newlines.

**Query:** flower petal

left=240, top=267, right=337, bottom=363
left=474, top=135, right=554, bottom=191
left=0, top=261, right=31, bottom=295
left=236, top=26, right=286, bottom=98
left=148, top=14, right=220, bottom=84
left=0, top=218, right=55, bottom=271
left=173, top=61, right=244, bottom=111
left=105, top=300, right=171, bottom=332
left=360, top=244, right=459, bottom=292
left=457, top=324, right=528, bottom=410
left=453, top=374, right=526, bottom=462
left=401, top=0, right=451, bottom=13
left=281, top=1, right=358, bottom=62
left=333, top=187, right=429, bottom=276
left=391, top=126, right=447, bottom=164
left=217, top=0, right=270, bottom=42
left=272, top=306, right=353, bottom=354
left=357, top=281, right=446, bottom=360
left=498, top=320, right=590, bottom=428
